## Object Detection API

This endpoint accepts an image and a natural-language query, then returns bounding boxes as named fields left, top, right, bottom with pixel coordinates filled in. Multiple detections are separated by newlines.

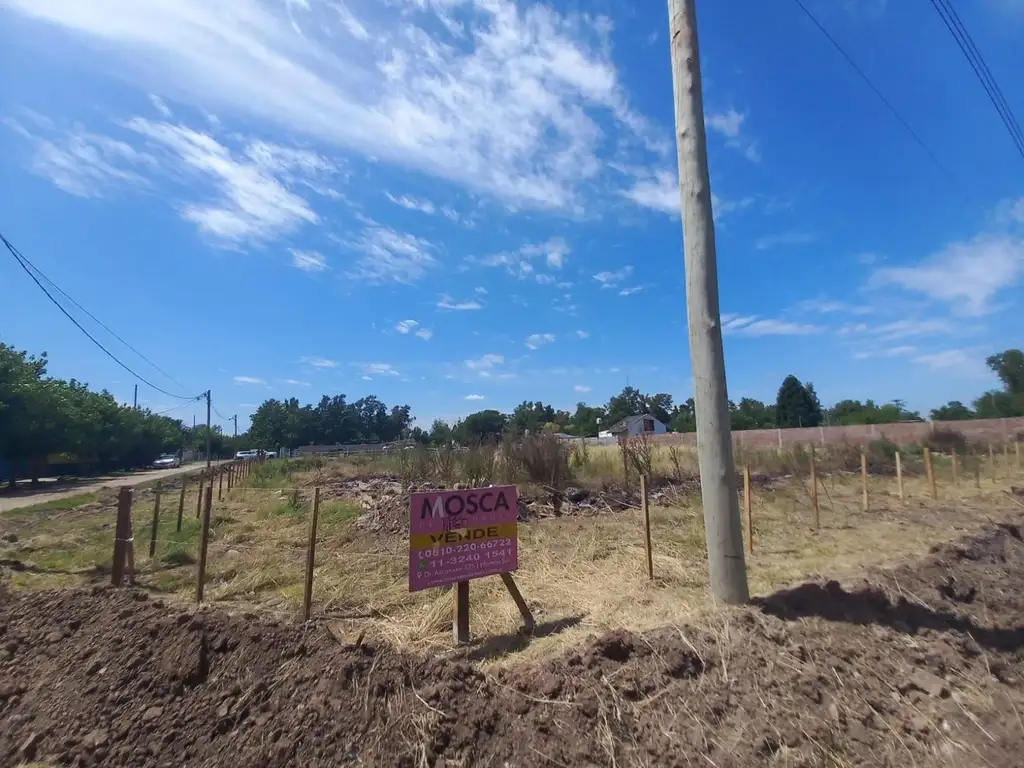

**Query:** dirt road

left=0, top=463, right=223, bottom=514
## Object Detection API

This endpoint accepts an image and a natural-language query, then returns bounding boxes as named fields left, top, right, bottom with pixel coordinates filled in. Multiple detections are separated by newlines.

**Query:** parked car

left=264, top=451, right=278, bottom=459
left=235, top=450, right=259, bottom=460
left=152, top=453, right=181, bottom=469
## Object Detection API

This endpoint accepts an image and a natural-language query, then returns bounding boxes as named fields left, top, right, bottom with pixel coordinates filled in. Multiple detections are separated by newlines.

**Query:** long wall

left=579, top=417, right=1024, bottom=449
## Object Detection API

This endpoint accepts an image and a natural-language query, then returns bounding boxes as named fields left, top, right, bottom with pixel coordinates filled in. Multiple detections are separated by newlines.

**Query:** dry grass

left=2, top=449, right=1021, bottom=668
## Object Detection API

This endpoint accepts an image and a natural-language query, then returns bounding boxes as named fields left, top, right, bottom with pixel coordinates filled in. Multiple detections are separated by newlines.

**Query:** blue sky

left=1, top=0, right=1022, bottom=431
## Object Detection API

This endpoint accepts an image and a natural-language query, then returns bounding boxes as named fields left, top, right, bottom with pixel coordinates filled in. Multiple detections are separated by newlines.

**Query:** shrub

left=925, top=428, right=967, bottom=454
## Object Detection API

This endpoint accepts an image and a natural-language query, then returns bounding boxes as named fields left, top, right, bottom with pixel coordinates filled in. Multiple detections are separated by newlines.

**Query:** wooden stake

left=499, top=572, right=536, bottom=634
left=860, top=452, right=869, bottom=512
left=111, top=486, right=133, bottom=586
left=196, top=473, right=205, bottom=519
left=809, top=447, right=819, bottom=529
left=743, top=465, right=753, bottom=554
left=895, top=451, right=904, bottom=501
left=952, top=447, right=959, bottom=488
left=1016, top=440, right=1021, bottom=474
left=177, top=479, right=186, bottom=532
left=227, top=464, right=233, bottom=491
left=641, top=474, right=653, bottom=580
left=149, top=483, right=162, bottom=558
left=453, top=581, right=470, bottom=644
left=989, top=444, right=995, bottom=483
left=924, top=446, right=936, bottom=500
left=1004, top=442, right=1011, bottom=478
left=302, top=487, right=321, bottom=622
left=196, top=485, right=213, bottom=604
left=218, top=468, right=224, bottom=501
left=975, top=451, right=982, bottom=489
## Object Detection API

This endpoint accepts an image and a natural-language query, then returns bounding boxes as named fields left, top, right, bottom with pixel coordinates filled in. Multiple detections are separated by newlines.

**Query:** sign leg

left=453, top=581, right=470, bottom=644
left=500, top=572, right=535, bottom=635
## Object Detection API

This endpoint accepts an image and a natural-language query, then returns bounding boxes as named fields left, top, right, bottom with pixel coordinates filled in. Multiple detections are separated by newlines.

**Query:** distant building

left=607, top=413, right=668, bottom=438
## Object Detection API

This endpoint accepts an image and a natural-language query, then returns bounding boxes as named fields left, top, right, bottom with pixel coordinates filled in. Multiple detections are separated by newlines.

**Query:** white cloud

left=234, top=375, right=265, bottom=384
left=283, top=378, right=310, bottom=386
left=573, top=384, right=591, bottom=393
left=438, top=294, right=483, bottom=311
left=474, top=286, right=488, bottom=294
left=301, top=355, right=338, bottom=368
left=385, top=192, right=435, bottom=214
left=472, top=237, right=570, bottom=277
left=291, top=249, right=327, bottom=271
left=913, top=349, right=975, bottom=371
left=618, top=286, right=644, bottom=296
left=872, top=319, right=954, bottom=340
left=706, top=109, right=760, bottom=162
left=721, top=314, right=823, bottom=337
left=525, top=333, right=556, bottom=349
left=795, top=298, right=873, bottom=315
left=465, top=354, right=504, bottom=373
left=415, top=328, right=434, bottom=340
left=395, top=319, right=419, bottom=334
left=575, top=330, right=590, bottom=339
left=344, top=224, right=437, bottom=284
left=755, top=232, right=816, bottom=250
left=6, top=0, right=656, bottom=211
left=593, top=265, right=633, bottom=288
left=361, top=362, right=399, bottom=377
left=871, top=235, right=1024, bottom=316
left=148, top=94, right=172, bottom=118
left=465, top=394, right=485, bottom=401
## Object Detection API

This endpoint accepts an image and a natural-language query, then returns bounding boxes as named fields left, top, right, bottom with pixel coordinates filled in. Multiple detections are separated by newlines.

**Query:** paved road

left=0, top=462, right=225, bottom=514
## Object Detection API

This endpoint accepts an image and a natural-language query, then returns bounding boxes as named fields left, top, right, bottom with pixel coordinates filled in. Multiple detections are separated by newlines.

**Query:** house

left=608, top=413, right=668, bottom=437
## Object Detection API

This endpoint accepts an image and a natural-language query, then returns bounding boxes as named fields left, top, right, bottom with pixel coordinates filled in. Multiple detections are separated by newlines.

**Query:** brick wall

left=647, top=417, right=1024, bottom=450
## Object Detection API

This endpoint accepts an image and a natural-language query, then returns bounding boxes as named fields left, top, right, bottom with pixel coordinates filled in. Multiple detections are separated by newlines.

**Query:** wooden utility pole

left=232, top=414, right=238, bottom=438
left=133, top=384, right=138, bottom=410
left=668, top=0, right=748, bottom=604
left=205, top=390, right=212, bottom=470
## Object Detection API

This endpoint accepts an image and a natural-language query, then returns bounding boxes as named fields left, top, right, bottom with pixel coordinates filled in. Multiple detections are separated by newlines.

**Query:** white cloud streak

left=291, top=249, right=327, bottom=271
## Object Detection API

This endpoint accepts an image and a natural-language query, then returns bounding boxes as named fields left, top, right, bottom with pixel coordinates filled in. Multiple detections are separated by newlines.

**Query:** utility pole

left=667, top=0, right=748, bottom=604
left=232, top=414, right=238, bottom=438
left=133, top=384, right=138, bottom=410
left=205, top=390, right=212, bottom=470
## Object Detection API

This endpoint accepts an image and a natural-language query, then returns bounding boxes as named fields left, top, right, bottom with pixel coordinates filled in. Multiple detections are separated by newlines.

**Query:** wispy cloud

left=913, top=349, right=976, bottom=371
left=705, top=109, right=760, bottom=162
left=575, top=330, right=590, bottom=339
left=344, top=224, right=437, bottom=284
left=395, top=319, right=433, bottom=340
left=471, top=237, right=570, bottom=278
left=525, top=333, right=556, bottom=350
left=620, top=168, right=754, bottom=219
left=5, top=0, right=656, bottom=211
left=148, top=94, right=172, bottom=118
left=291, top=249, right=327, bottom=272
left=301, top=356, right=338, bottom=368
left=593, top=266, right=634, bottom=288
left=464, top=353, right=511, bottom=378
left=871, top=235, right=1024, bottom=316
left=385, top=192, right=435, bottom=214
left=234, top=375, right=265, bottom=385
left=721, top=314, right=823, bottom=337
left=361, top=362, right=399, bottom=377
left=283, top=378, right=310, bottom=386
left=618, top=286, right=644, bottom=296
left=465, top=394, right=485, bottom=401
left=573, top=384, right=591, bottom=393
left=438, top=294, right=483, bottom=311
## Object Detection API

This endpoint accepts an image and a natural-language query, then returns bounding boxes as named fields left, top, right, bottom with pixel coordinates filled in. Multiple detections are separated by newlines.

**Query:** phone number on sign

left=417, top=537, right=514, bottom=558
left=415, top=547, right=514, bottom=569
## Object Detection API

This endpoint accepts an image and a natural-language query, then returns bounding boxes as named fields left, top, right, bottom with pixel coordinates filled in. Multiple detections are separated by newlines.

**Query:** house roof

left=608, top=413, right=664, bottom=432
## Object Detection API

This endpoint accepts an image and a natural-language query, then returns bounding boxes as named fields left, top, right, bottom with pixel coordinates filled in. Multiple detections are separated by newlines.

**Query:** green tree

left=669, top=398, right=696, bottom=432
left=775, top=375, right=823, bottom=428
left=930, top=400, right=975, bottom=421
left=510, top=401, right=556, bottom=434
left=458, top=410, right=507, bottom=442
left=729, top=398, right=775, bottom=430
left=986, top=349, right=1024, bottom=394
left=567, top=403, right=606, bottom=437
left=605, top=386, right=648, bottom=427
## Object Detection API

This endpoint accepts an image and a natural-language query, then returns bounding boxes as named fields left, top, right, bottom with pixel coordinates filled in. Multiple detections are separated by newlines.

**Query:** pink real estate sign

left=408, top=485, right=518, bottom=592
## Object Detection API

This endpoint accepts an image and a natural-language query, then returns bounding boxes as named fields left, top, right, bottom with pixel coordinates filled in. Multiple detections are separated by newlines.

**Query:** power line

left=928, top=0, right=1024, bottom=160
left=2, top=231, right=199, bottom=401
left=788, top=0, right=974, bottom=207
left=152, top=396, right=204, bottom=417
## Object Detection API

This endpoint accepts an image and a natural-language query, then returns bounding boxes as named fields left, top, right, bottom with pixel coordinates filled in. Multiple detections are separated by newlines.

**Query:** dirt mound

left=3, top=514, right=1024, bottom=767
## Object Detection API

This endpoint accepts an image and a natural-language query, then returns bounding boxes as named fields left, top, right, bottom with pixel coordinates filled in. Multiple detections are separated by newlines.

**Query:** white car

left=153, top=453, right=181, bottom=469
left=234, top=450, right=259, bottom=460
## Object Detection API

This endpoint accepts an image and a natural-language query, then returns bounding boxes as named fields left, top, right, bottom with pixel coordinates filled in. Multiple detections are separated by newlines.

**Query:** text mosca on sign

left=408, top=485, right=518, bottom=593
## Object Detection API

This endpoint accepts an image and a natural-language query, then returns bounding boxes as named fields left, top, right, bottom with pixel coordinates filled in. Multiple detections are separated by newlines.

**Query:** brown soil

left=2, top=514, right=1024, bottom=767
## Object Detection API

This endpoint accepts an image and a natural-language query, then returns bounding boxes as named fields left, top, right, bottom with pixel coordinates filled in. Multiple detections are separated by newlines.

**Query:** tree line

left=0, top=343, right=241, bottom=486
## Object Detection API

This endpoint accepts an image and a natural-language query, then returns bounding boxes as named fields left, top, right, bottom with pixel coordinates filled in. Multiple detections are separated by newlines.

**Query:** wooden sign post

left=641, top=475, right=653, bottom=580
left=409, top=485, right=533, bottom=645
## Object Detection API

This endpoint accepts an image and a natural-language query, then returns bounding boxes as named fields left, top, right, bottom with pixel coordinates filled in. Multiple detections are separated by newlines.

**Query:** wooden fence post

left=895, top=451, right=904, bottom=501
left=111, top=487, right=134, bottom=586
left=975, top=451, right=982, bottom=489
left=218, top=468, right=224, bottom=501
left=641, top=475, right=653, bottom=580
left=177, top=479, right=186, bottom=532
left=196, top=472, right=205, bottom=519
left=227, top=464, right=233, bottom=491
left=303, top=487, right=322, bottom=621
left=196, top=485, right=213, bottom=604
left=1004, top=442, right=1011, bottom=478
left=860, top=452, right=869, bottom=512
left=810, top=446, right=819, bottom=529
left=951, top=447, right=959, bottom=488
left=743, top=465, right=753, bottom=553
left=989, top=444, right=995, bottom=483
left=924, top=446, right=936, bottom=500
left=149, top=483, right=162, bottom=558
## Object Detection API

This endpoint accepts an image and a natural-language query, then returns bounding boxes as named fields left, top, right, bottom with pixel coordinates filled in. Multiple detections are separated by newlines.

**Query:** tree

left=729, top=398, right=775, bottom=430
left=930, top=401, right=974, bottom=421
left=458, top=410, right=507, bottom=442
left=986, top=349, right=1024, bottom=395
left=429, top=419, right=454, bottom=445
left=510, top=401, right=556, bottom=434
left=567, top=403, right=606, bottom=437
left=605, top=386, right=647, bottom=427
left=669, top=398, right=696, bottom=432
left=775, top=375, right=822, bottom=428
left=646, top=393, right=674, bottom=426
